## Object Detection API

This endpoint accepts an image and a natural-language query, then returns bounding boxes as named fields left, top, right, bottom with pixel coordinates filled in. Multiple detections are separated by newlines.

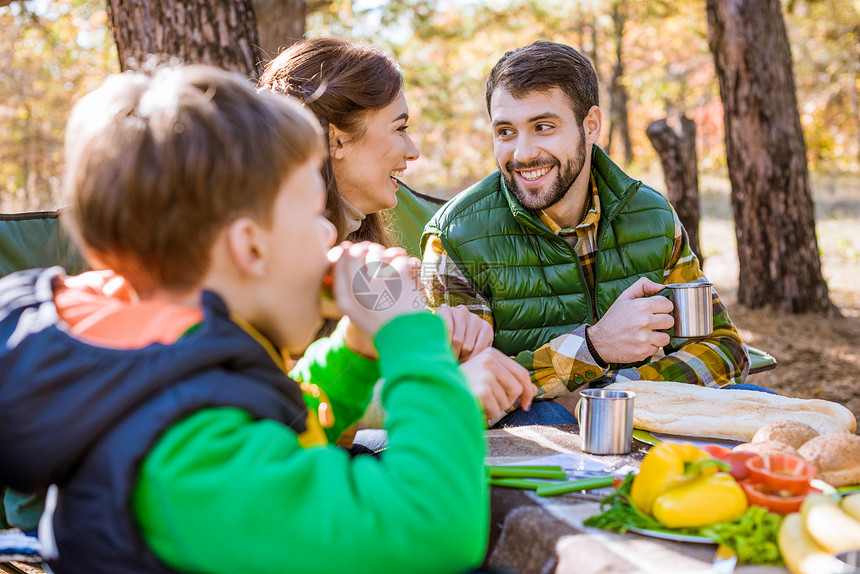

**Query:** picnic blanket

left=484, top=425, right=786, bottom=574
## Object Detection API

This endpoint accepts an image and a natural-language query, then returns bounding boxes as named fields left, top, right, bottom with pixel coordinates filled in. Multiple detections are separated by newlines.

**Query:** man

left=421, top=41, right=749, bottom=415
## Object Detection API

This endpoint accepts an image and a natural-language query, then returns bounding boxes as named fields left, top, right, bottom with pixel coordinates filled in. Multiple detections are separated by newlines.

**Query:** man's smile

left=517, top=165, right=554, bottom=182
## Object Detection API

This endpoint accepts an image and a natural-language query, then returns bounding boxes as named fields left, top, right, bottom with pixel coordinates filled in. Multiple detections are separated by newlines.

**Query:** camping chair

left=0, top=210, right=88, bottom=277
left=748, top=345, right=777, bottom=374
left=388, top=180, right=447, bottom=258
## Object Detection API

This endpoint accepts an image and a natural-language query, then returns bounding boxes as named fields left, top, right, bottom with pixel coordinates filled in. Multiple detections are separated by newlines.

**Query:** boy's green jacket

left=0, top=267, right=487, bottom=574
left=132, top=312, right=489, bottom=574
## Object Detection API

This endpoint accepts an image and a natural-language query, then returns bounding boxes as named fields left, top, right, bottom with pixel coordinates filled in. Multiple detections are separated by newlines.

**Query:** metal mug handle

left=652, top=282, right=714, bottom=339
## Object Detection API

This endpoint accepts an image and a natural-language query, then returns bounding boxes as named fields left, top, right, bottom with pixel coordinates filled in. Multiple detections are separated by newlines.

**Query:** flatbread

left=606, top=380, right=856, bottom=442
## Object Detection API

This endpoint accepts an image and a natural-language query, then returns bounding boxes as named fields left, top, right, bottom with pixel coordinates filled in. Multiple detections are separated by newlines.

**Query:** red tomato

left=701, top=444, right=731, bottom=459
left=721, top=451, right=761, bottom=481
left=745, top=455, right=817, bottom=495
left=739, top=479, right=819, bottom=514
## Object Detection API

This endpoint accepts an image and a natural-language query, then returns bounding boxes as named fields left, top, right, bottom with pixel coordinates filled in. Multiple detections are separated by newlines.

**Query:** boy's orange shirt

left=54, top=270, right=203, bottom=349
left=54, top=270, right=331, bottom=449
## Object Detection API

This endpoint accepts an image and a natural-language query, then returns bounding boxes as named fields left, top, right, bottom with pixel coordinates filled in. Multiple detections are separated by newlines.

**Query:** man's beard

left=502, top=136, right=586, bottom=212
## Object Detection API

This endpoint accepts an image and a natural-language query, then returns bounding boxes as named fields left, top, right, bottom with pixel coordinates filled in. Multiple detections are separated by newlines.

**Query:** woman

left=259, top=37, right=573, bottom=429
left=260, top=37, right=438, bottom=250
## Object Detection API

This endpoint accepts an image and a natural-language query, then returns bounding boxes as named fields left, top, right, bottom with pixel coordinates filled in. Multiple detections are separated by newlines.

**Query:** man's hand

left=588, top=277, right=674, bottom=364
left=435, top=304, right=494, bottom=362
left=459, top=348, right=535, bottom=422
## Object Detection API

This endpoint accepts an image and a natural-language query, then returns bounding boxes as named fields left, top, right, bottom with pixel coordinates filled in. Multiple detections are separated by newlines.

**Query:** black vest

left=0, top=269, right=309, bottom=573
left=51, top=363, right=310, bottom=573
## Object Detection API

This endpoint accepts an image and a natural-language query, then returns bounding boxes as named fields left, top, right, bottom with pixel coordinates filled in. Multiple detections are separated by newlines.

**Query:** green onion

left=536, top=476, right=615, bottom=497
left=489, top=478, right=546, bottom=490
left=486, top=464, right=563, bottom=472
left=486, top=466, right=567, bottom=480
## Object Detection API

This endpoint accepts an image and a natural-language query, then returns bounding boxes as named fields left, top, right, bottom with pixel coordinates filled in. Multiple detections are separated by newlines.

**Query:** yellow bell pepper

left=630, top=441, right=748, bottom=528
left=630, top=442, right=711, bottom=515
left=652, top=472, right=748, bottom=528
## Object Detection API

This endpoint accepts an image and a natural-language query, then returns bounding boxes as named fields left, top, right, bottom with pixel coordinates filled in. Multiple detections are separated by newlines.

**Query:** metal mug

left=579, top=389, right=635, bottom=455
left=833, top=551, right=860, bottom=574
left=660, top=282, right=714, bottom=338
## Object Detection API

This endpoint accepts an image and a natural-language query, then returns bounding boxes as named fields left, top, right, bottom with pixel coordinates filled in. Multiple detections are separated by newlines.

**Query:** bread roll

left=734, top=441, right=800, bottom=458
left=752, top=420, right=819, bottom=448
left=606, top=381, right=857, bottom=442
left=799, top=433, right=860, bottom=487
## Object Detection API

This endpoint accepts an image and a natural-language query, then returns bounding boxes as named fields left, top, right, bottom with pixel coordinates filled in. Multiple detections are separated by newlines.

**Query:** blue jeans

left=487, top=383, right=776, bottom=429
left=490, top=401, right=577, bottom=428
left=722, top=383, right=778, bottom=394
left=350, top=384, right=771, bottom=441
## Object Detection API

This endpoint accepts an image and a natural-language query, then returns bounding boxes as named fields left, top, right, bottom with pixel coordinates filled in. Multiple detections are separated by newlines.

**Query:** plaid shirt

left=422, top=175, right=749, bottom=400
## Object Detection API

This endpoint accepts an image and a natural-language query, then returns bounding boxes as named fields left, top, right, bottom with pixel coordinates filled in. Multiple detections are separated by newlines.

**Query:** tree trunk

left=608, top=0, right=633, bottom=166
left=105, top=0, right=263, bottom=80
left=252, top=0, right=306, bottom=64
left=647, top=116, right=703, bottom=262
left=706, top=0, right=832, bottom=313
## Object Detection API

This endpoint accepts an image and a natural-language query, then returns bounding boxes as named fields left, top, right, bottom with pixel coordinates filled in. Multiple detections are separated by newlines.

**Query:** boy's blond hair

left=62, top=64, right=323, bottom=295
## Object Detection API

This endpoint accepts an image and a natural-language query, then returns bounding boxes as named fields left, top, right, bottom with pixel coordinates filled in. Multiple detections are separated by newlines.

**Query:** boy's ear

left=224, top=217, right=268, bottom=278
left=329, top=124, right=348, bottom=160
left=583, top=105, right=602, bottom=146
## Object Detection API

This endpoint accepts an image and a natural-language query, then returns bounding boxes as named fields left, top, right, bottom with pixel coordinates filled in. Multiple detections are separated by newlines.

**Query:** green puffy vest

left=423, top=146, right=676, bottom=356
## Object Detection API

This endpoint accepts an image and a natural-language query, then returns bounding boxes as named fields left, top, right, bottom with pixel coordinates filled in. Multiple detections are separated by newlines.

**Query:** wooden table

left=484, top=424, right=788, bottom=574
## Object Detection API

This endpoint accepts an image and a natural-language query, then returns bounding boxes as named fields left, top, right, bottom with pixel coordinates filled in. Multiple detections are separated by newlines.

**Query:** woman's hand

left=435, top=304, right=494, bottom=362
left=459, top=348, right=535, bottom=422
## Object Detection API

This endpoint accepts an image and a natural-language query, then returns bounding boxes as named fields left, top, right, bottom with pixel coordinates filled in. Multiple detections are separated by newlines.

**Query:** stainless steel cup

left=662, top=282, right=713, bottom=338
left=579, top=389, right=635, bottom=455
left=833, top=551, right=860, bottom=574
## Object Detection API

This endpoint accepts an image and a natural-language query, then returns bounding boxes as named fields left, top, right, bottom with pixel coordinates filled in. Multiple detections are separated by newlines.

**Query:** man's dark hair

left=485, top=41, right=599, bottom=124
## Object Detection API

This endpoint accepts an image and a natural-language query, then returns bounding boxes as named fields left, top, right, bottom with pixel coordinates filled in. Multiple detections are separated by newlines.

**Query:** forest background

left=1, top=0, right=859, bottom=416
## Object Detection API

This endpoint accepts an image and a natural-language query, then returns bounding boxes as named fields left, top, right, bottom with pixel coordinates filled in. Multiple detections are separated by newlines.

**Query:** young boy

left=0, top=64, right=488, bottom=573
